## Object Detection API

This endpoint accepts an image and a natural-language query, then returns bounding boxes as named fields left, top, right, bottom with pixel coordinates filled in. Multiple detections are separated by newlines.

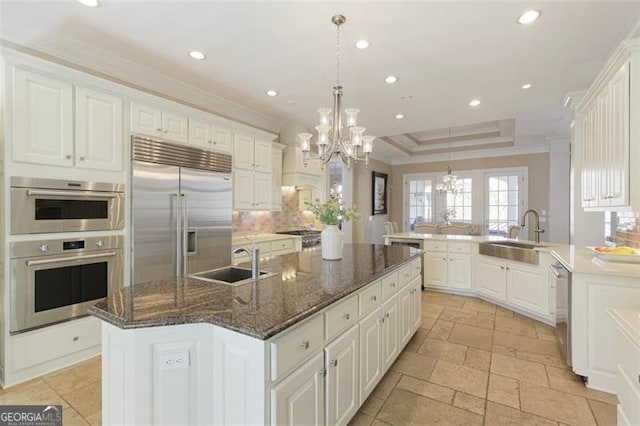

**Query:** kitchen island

left=91, top=244, right=422, bottom=425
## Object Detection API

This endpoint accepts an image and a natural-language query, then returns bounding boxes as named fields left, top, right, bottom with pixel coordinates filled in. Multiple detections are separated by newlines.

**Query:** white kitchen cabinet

left=577, top=39, right=639, bottom=211
left=325, top=324, right=359, bottom=426
left=475, top=255, right=508, bottom=301
left=271, top=145, right=284, bottom=211
left=271, top=351, right=325, bottom=426
left=424, top=242, right=471, bottom=291
left=398, top=283, right=413, bottom=348
left=130, top=101, right=188, bottom=143
left=254, top=172, right=273, bottom=209
left=233, top=133, right=274, bottom=210
left=609, top=310, right=640, bottom=426
left=188, top=118, right=232, bottom=153
left=573, top=274, right=640, bottom=393
left=233, top=133, right=272, bottom=172
left=11, top=67, right=74, bottom=166
left=359, top=308, right=382, bottom=404
left=75, top=86, right=124, bottom=171
left=410, top=278, right=422, bottom=332
left=381, top=295, right=399, bottom=371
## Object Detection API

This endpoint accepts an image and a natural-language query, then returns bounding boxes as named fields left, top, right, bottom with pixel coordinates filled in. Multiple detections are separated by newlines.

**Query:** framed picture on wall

left=372, top=171, right=388, bottom=215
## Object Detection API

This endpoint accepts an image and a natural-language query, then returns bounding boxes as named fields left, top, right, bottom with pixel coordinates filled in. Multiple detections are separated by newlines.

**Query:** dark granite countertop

left=90, top=244, right=421, bottom=340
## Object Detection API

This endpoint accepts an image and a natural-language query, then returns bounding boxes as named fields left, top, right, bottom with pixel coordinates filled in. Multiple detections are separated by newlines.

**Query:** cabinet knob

left=213, top=141, right=217, bottom=145
left=391, top=283, right=396, bottom=288
left=156, top=128, right=162, bottom=132
left=343, top=313, right=350, bottom=321
left=163, top=130, right=169, bottom=134
left=442, top=257, right=447, bottom=261
left=500, top=266, right=505, bottom=270
left=38, top=244, right=49, bottom=253
left=506, top=267, right=510, bottom=271
left=380, top=317, right=385, bottom=323
left=65, top=154, right=72, bottom=159
left=300, top=340, right=310, bottom=350
left=96, top=240, right=104, bottom=248
left=79, top=156, right=85, bottom=161
left=331, top=359, right=338, bottom=367
left=385, top=312, right=390, bottom=318
left=319, top=368, right=327, bottom=377
left=73, top=336, right=79, bottom=342
left=372, top=295, right=377, bottom=301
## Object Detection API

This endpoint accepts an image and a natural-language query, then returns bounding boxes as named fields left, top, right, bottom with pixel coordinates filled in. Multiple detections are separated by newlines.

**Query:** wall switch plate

left=160, top=351, right=190, bottom=370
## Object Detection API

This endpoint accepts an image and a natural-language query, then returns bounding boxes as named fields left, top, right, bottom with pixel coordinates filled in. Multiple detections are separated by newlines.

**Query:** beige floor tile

left=496, top=306, right=515, bottom=317
left=487, top=373, right=520, bottom=409
left=84, top=411, right=102, bottom=426
left=520, top=381, right=596, bottom=425
left=492, top=344, right=517, bottom=357
left=447, top=323, right=494, bottom=351
left=464, top=347, right=491, bottom=372
left=535, top=322, right=559, bottom=342
left=404, top=327, right=429, bottom=352
left=453, top=392, right=486, bottom=416
left=62, top=381, right=101, bottom=418
left=370, top=371, right=401, bottom=400
left=377, top=388, right=483, bottom=426
left=516, top=349, right=568, bottom=368
left=418, top=338, right=467, bottom=365
left=0, top=378, right=68, bottom=407
left=423, top=292, right=467, bottom=308
left=429, top=359, right=488, bottom=398
left=546, top=365, right=618, bottom=405
left=494, top=330, right=563, bottom=356
left=422, top=303, right=445, bottom=319
left=495, top=314, right=538, bottom=338
left=370, top=419, right=392, bottom=426
left=420, top=315, right=437, bottom=331
left=440, top=307, right=495, bottom=329
left=390, top=350, right=437, bottom=380
left=587, top=399, right=617, bottom=426
left=396, top=375, right=454, bottom=404
left=462, top=299, right=497, bottom=314
left=62, top=407, right=90, bottom=426
left=348, top=412, right=374, bottom=426
left=485, top=401, right=557, bottom=426
left=42, top=357, right=101, bottom=397
left=490, top=352, right=549, bottom=386
left=427, top=319, right=454, bottom=340
left=359, top=395, right=385, bottom=417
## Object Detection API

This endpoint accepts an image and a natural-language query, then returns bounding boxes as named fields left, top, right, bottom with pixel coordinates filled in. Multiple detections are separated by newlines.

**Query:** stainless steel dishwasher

left=550, top=262, right=571, bottom=366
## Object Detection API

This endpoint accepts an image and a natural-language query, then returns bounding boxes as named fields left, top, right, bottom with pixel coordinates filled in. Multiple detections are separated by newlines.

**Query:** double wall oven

left=10, top=177, right=125, bottom=334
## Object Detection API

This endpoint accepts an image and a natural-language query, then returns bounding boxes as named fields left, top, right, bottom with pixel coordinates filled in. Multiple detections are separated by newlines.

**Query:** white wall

left=548, top=136, right=571, bottom=243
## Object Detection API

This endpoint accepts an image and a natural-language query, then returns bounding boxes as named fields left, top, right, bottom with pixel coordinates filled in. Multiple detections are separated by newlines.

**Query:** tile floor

left=0, top=290, right=618, bottom=426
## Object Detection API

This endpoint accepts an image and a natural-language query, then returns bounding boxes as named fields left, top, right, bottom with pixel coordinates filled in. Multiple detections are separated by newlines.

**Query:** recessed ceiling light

left=77, top=0, right=102, bottom=7
left=468, top=99, right=481, bottom=107
left=286, top=100, right=296, bottom=105
left=356, top=40, right=370, bottom=49
left=522, top=83, right=532, bottom=89
left=395, top=114, right=405, bottom=120
left=188, top=51, right=206, bottom=60
left=517, top=10, right=541, bottom=24
left=384, top=75, right=398, bottom=84
left=266, top=90, right=278, bottom=97
left=400, top=95, right=414, bottom=100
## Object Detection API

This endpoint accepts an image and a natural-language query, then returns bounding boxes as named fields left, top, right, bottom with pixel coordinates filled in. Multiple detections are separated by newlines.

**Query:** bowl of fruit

left=588, top=246, right=640, bottom=263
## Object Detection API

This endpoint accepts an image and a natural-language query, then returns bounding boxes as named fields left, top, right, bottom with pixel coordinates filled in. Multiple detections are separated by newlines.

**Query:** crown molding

left=389, top=143, right=551, bottom=166
left=1, top=37, right=283, bottom=134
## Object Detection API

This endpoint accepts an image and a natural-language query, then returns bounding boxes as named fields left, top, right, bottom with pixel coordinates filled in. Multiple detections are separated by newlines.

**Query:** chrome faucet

left=232, top=246, right=260, bottom=279
left=520, top=209, right=545, bottom=243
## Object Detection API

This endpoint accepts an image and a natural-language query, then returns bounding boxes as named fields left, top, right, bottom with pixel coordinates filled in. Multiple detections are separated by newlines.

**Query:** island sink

left=478, top=240, right=547, bottom=265
left=190, top=266, right=270, bottom=285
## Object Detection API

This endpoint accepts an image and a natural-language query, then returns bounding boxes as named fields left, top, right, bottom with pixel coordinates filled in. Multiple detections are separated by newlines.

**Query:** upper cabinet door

left=130, top=101, right=162, bottom=137
left=188, top=118, right=212, bottom=148
left=213, top=126, right=231, bottom=153
left=12, top=67, right=74, bottom=166
left=161, top=110, right=188, bottom=143
left=608, top=63, right=630, bottom=207
left=233, top=133, right=255, bottom=170
left=254, top=139, right=272, bottom=172
left=75, top=87, right=124, bottom=171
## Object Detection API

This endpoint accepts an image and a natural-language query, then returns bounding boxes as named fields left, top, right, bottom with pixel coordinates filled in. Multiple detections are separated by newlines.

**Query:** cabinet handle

left=500, top=266, right=505, bottom=270
left=343, top=313, right=350, bottom=321
left=300, top=341, right=310, bottom=350
left=450, top=258, right=453, bottom=261
left=73, top=336, right=79, bottom=342
left=331, top=359, right=338, bottom=367
left=506, top=267, right=510, bottom=271
left=442, top=257, right=447, bottom=261
left=156, top=128, right=162, bottom=132
left=385, top=312, right=390, bottom=319
left=391, top=283, right=396, bottom=288
left=65, top=154, right=72, bottom=159
left=380, top=317, right=385, bottom=323
left=372, top=295, right=377, bottom=301
left=319, top=368, right=327, bottom=377
left=79, top=156, right=85, bottom=161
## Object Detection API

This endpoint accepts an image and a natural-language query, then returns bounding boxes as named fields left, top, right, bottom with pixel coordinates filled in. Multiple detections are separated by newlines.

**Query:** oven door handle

left=26, top=189, right=117, bottom=198
left=26, top=251, right=117, bottom=266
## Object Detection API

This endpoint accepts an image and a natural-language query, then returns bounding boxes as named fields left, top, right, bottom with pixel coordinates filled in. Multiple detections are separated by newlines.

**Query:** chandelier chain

left=336, top=18, right=340, bottom=86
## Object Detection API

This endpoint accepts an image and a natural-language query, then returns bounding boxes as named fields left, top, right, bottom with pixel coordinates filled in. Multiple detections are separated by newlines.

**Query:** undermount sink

left=190, top=266, right=270, bottom=285
left=478, top=241, right=547, bottom=265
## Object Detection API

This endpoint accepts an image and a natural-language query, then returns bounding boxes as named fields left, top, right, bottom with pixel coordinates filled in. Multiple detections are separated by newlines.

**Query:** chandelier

left=298, top=15, right=374, bottom=169
left=436, top=127, right=462, bottom=195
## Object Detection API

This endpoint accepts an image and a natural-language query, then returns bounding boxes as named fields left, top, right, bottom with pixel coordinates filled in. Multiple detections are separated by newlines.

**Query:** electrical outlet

left=160, top=351, right=190, bottom=370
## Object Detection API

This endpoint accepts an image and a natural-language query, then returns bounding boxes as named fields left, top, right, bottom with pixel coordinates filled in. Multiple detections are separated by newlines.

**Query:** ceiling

left=2, top=1, right=640, bottom=163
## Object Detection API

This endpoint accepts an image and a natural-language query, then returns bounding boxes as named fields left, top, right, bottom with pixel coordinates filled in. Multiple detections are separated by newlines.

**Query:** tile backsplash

left=615, top=212, right=640, bottom=248
left=232, top=187, right=319, bottom=235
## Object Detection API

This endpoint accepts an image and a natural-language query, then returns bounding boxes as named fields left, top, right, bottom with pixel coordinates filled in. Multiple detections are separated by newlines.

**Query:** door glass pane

left=445, top=178, right=472, bottom=222
left=407, top=178, right=433, bottom=229
left=487, top=174, right=520, bottom=236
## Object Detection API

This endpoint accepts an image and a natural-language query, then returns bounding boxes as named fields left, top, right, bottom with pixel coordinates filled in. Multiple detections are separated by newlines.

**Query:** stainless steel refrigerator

left=131, top=136, right=232, bottom=284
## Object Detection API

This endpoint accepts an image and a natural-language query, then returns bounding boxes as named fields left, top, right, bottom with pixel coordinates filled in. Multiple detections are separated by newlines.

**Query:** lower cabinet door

left=448, top=253, right=472, bottom=290
left=475, top=257, right=507, bottom=301
left=271, top=352, right=325, bottom=426
left=325, top=324, right=359, bottom=426
left=425, top=253, right=448, bottom=287
left=506, top=262, right=548, bottom=315
left=359, top=307, right=382, bottom=404
left=381, top=295, right=399, bottom=371
left=410, top=279, right=422, bottom=332
left=398, top=284, right=413, bottom=348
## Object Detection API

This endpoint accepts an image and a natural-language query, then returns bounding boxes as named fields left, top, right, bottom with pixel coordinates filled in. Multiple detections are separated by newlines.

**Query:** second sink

left=190, top=266, right=270, bottom=285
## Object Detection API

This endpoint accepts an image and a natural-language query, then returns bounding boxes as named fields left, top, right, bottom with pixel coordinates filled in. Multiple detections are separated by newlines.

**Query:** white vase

left=321, top=224, right=344, bottom=260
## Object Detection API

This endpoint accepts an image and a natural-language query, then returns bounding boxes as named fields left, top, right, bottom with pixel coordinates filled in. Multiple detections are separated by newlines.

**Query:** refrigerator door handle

left=182, top=194, right=188, bottom=276
left=172, top=193, right=181, bottom=277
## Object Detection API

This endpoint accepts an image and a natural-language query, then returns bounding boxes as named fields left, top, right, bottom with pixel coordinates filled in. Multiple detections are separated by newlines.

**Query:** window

left=486, top=174, right=522, bottom=236
left=446, top=178, right=472, bottom=222
left=406, top=178, right=433, bottom=230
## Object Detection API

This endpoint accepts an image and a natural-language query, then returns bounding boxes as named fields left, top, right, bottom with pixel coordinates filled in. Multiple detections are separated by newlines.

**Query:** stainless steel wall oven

left=10, top=236, right=123, bottom=334
left=11, top=177, right=124, bottom=234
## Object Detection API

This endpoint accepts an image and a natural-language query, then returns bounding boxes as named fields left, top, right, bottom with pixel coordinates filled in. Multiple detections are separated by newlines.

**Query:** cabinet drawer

left=398, top=264, right=413, bottom=288
left=324, top=294, right=358, bottom=341
left=448, top=242, right=471, bottom=254
left=381, top=271, right=400, bottom=300
left=424, top=240, right=446, bottom=252
left=271, top=315, right=324, bottom=382
left=12, top=317, right=100, bottom=371
left=359, top=281, right=381, bottom=318
left=271, top=239, right=293, bottom=253
left=411, top=258, right=422, bottom=280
